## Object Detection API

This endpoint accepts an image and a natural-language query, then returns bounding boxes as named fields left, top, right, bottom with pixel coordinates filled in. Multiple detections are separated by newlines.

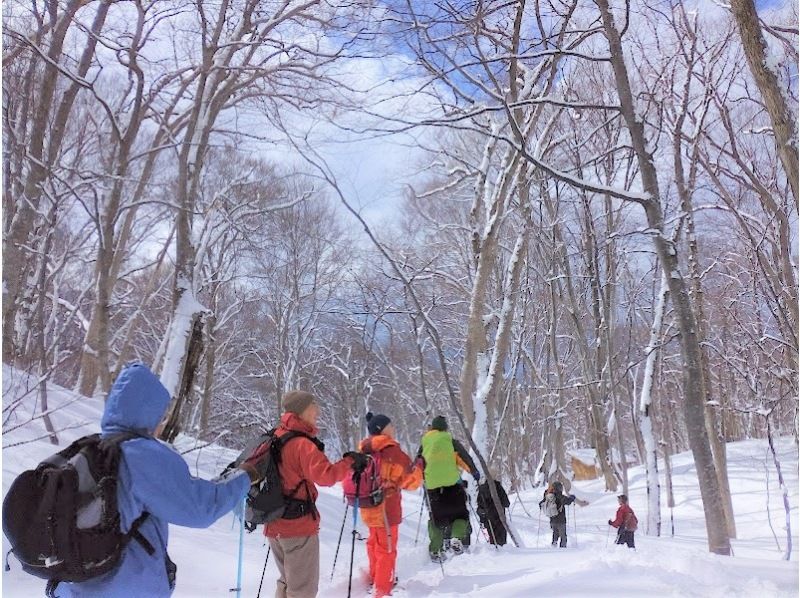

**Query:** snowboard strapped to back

left=2, top=432, right=154, bottom=596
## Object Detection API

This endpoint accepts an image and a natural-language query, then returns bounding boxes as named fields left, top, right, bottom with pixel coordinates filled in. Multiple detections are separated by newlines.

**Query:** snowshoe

left=430, top=551, right=447, bottom=563
left=449, top=538, right=464, bottom=555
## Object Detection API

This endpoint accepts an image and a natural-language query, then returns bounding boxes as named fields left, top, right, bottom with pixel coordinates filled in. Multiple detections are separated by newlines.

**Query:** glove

left=239, top=461, right=264, bottom=486
left=344, top=451, right=368, bottom=473
left=239, top=442, right=270, bottom=484
left=474, top=471, right=481, bottom=483
left=414, top=456, right=425, bottom=470
left=608, top=519, right=613, bottom=526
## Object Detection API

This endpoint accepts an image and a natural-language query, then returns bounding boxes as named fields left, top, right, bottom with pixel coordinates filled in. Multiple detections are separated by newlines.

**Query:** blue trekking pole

left=228, top=498, right=246, bottom=594
left=233, top=497, right=245, bottom=597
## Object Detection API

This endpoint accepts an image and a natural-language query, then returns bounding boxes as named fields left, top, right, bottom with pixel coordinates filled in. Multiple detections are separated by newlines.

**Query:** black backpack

left=2, top=432, right=155, bottom=596
left=228, top=428, right=324, bottom=531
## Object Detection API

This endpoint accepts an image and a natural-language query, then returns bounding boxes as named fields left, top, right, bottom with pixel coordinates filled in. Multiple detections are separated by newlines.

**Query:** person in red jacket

left=263, top=391, right=365, bottom=598
left=608, top=494, right=636, bottom=548
left=358, top=412, right=423, bottom=598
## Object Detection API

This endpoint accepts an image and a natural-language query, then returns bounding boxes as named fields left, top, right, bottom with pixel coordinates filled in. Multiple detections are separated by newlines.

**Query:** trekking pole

left=330, top=502, right=349, bottom=580
left=536, top=509, right=541, bottom=548
left=484, top=516, right=500, bottom=551
left=421, top=486, right=445, bottom=576
left=256, top=545, right=271, bottom=598
left=572, top=504, right=578, bottom=548
left=347, top=472, right=362, bottom=598
left=414, top=489, right=425, bottom=546
left=606, top=524, right=611, bottom=548
left=466, top=499, right=481, bottom=545
left=231, top=497, right=245, bottom=597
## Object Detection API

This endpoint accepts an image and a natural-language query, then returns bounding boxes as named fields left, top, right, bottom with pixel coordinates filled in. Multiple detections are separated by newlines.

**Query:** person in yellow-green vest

left=416, top=416, right=479, bottom=563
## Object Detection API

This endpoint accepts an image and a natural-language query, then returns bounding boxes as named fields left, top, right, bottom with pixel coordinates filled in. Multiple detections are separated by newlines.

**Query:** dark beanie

left=282, top=390, right=316, bottom=415
left=366, top=411, right=391, bottom=435
left=431, top=415, right=448, bottom=431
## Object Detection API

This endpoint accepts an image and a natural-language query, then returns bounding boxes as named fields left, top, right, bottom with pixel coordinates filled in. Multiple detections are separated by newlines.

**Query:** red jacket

left=358, top=435, right=422, bottom=527
left=264, top=413, right=353, bottom=538
left=610, top=503, right=634, bottom=529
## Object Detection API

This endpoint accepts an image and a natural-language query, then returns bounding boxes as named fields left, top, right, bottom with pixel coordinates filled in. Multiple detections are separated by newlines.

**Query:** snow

left=3, top=368, right=798, bottom=597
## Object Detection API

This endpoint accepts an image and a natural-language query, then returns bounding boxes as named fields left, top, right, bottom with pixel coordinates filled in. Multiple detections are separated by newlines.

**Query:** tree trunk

left=159, top=315, right=204, bottom=443
left=35, top=205, right=59, bottom=445
left=199, top=309, right=217, bottom=437
left=640, top=272, right=668, bottom=536
left=730, top=0, right=799, bottom=205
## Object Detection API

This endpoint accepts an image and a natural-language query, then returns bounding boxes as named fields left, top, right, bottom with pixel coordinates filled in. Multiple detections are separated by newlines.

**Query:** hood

left=359, top=434, right=397, bottom=453
left=278, top=411, right=319, bottom=437
left=101, top=362, right=171, bottom=435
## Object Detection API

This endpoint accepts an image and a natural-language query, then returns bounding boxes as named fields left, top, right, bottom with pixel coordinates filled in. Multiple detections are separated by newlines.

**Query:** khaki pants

left=268, top=535, right=320, bottom=598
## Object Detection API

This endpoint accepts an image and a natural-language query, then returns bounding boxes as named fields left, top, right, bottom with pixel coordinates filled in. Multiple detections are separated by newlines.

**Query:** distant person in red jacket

left=608, top=494, right=637, bottom=548
left=263, top=391, right=366, bottom=598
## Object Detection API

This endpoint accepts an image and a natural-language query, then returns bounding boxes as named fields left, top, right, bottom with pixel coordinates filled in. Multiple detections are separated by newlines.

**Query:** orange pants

left=366, top=524, right=399, bottom=597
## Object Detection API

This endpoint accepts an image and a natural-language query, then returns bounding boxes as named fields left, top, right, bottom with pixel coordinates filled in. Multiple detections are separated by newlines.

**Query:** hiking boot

left=449, top=538, right=464, bottom=555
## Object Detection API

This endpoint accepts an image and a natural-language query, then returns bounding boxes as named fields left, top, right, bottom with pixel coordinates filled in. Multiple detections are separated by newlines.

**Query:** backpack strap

left=101, top=433, right=156, bottom=556
left=127, top=512, right=155, bottom=555
left=274, top=431, right=325, bottom=520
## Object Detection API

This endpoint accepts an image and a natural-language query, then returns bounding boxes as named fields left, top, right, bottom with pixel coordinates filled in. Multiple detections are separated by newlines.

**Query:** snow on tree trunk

left=159, top=282, right=207, bottom=398
left=472, top=352, right=490, bottom=457
left=639, top=272, right=669, bottom=536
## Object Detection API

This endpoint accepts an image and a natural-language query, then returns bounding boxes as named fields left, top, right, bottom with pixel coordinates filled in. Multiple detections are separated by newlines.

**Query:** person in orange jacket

left=263, top=391, right=365, bottom=598
left=358, top=412, right=423, bottom=598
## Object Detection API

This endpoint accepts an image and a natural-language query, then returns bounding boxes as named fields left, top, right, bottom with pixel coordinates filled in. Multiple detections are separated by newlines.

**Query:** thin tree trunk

left=765, top=417, right=793, bottom=560
left=35, top=205, right=59, bottom=445
left=639, top=272, right=668, bottom=536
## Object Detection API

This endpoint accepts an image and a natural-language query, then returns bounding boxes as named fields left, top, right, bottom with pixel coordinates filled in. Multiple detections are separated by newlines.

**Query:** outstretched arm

left=126, top=441, right=250, bottom=529
left=452, top=439, right=478, bottom=476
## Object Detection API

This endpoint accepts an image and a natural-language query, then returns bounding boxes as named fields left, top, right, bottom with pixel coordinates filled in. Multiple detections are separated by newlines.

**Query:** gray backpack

left=541, top=493, right=560, bottom=518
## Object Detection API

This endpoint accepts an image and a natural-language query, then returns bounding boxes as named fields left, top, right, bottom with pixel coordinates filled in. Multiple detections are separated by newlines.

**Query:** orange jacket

left=358, top=435, right=422, bottom=527
left=264, top=412, right=353, bottom=538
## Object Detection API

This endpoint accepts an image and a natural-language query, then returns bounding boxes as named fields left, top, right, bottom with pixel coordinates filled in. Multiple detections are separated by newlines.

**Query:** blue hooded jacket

left=58, top=363, right=250, bottom=597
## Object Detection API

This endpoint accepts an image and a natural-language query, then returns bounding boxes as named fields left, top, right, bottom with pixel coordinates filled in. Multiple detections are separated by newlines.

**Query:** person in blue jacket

left=58, top=362, right=262, bottom=597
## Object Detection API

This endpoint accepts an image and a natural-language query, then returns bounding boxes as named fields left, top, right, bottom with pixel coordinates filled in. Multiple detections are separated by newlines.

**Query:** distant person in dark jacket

left=476, top=479, right=510, bottom=546
left=608, top=494, right=637, bottom=548
left=539, top=480, right=576, bottom=547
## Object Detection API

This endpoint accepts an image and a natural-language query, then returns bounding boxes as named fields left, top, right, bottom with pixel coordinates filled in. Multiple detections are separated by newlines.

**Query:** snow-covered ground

left=3, top=369, right=798, bottom=597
